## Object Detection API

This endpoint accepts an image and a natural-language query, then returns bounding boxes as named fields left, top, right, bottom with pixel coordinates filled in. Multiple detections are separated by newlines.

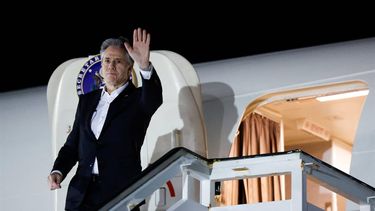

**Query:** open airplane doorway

left=229, top=80, right=369, bottom=210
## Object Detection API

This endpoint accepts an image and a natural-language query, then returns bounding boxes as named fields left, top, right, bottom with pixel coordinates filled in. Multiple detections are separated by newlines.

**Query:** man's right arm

left=48, top=97, right=82, bottom=190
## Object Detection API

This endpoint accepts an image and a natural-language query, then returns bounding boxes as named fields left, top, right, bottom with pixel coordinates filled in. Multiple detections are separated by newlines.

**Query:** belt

left=91, top=174, right=100, bottom=182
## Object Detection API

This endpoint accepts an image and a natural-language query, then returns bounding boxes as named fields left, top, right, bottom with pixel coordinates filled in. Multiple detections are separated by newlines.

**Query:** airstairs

left=99, top=148, right=375, bottom=211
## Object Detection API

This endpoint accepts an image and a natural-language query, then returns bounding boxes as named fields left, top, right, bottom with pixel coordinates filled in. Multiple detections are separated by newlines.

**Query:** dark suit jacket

left=52, top=70, right=162, bottom=210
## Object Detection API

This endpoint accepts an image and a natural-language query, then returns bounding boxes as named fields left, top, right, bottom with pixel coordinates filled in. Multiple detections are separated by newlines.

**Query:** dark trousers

left=77, top=175, right=141, bottom=211
left=78, top=175, right=103, bottom=211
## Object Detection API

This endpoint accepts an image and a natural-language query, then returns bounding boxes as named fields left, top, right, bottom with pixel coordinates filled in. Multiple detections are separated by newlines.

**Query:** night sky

left=2, top=6, right=374, bottom=92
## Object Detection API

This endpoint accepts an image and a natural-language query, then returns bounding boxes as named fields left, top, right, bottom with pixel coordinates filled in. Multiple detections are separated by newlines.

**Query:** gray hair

left=100, top=37, right=134, bottom=66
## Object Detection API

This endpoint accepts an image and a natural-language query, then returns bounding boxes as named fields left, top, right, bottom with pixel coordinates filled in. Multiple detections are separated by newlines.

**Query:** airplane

left=0, top=37, right=374, bottom=211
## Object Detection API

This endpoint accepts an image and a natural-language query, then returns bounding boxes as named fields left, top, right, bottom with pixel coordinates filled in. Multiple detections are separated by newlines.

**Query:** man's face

left=101, top=46, right=131, bottom=87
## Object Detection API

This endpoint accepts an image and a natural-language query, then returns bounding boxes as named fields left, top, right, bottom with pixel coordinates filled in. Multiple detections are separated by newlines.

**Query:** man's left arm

left=139, top=64, right=163, bottom=115
left=124, top=28, right=163, bottom=115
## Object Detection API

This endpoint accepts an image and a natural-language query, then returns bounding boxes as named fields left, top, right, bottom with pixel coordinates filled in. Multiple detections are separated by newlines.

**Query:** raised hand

left=124, top=28, right=151, bottom=70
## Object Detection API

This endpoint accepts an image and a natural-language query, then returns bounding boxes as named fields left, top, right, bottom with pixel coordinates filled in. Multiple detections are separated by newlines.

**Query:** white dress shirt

left=90, top=83, right=127, bottom=174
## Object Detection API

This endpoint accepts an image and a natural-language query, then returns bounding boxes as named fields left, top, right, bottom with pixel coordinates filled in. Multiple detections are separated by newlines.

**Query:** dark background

left=2, top=5, right=374, bottom=93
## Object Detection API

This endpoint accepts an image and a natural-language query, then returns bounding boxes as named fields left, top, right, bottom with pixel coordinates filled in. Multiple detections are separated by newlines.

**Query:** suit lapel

left=85, top=90, right=101, bottom=141
left=98, top=83, right=136, bottom=140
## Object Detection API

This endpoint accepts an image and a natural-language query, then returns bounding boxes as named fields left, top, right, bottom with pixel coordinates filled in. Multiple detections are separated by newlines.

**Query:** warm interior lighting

left=317, top=90, right=369, bottom=102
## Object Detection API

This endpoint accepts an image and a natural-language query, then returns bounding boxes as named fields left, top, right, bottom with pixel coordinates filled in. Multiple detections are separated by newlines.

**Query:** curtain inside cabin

left=221, top=112, right=282, bottom=205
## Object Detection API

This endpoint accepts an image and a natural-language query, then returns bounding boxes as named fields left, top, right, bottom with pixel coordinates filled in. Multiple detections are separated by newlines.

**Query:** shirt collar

left=101, top=81, right=129, bottom=100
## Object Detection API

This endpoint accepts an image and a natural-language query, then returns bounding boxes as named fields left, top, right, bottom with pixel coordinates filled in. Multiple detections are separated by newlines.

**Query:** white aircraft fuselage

left=0, top=38, right=374, bottom=211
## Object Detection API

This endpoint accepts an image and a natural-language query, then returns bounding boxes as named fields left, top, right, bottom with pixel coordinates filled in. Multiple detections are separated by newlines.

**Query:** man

left=48, top=28, right=163, bottom=210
